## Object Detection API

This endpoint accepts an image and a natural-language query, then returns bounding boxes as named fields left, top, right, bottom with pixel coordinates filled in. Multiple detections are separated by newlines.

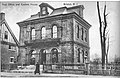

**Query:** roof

left=18, top=4, right=84, bottom=23
left=17, top=4, right=92, bottom=28
left=1, top=16, right=19, bottom=46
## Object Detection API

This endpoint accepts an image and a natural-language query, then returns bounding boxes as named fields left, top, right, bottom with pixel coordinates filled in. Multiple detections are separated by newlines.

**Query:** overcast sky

left=1, top=1, right=120, bottom=61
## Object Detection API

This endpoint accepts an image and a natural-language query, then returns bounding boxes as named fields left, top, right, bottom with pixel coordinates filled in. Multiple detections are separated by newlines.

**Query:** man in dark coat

left=34, top=62, right=40, bottom=75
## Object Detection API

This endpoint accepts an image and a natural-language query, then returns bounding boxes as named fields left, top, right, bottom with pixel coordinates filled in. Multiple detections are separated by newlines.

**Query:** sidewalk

left=0, top=72, right=80, bottom=77
left=0, top=72, right=119, bottom=78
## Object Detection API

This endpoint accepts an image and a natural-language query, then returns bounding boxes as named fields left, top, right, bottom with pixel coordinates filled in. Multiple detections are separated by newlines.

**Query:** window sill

left=9, top=49, right=16, bottom=52
left=9, top=62, right=14, bottom=64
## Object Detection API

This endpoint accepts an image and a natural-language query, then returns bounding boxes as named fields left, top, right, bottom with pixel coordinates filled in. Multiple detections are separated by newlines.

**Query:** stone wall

left=74, top=43, right=89, bottom=64
left=73, top=18, right=89, bottom=47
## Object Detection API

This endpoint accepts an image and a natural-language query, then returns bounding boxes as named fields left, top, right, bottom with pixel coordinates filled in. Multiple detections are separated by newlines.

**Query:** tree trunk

left=97, top=2, right=105, bottom=69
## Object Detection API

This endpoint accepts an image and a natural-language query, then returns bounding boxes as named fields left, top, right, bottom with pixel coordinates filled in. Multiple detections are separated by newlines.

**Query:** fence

left=89, top=65, right=120, bottom=76
left=43, top=63, right=87, bottom=74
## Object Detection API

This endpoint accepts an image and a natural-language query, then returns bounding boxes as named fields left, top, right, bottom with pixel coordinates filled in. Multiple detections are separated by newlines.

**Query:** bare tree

left=97, top=2, right=109, bottom=69
left=105, top=32, right=109, bottom=65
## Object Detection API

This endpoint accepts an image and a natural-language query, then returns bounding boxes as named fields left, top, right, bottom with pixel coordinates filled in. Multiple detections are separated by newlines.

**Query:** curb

left=1, top=75, right=77, bottom=77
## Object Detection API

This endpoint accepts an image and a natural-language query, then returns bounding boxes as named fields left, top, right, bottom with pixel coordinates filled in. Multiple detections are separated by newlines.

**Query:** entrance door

left=40, top=49, right=46, bottom=64
left=29, top=50, right=36, bottom=65
left=51, top=48, right=58, bottom=64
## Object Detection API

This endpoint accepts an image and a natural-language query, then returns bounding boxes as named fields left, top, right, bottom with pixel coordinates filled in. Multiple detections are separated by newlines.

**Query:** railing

left=43, top=63, right=86, bottom=74
left=89, top=65, right=120, bottom=76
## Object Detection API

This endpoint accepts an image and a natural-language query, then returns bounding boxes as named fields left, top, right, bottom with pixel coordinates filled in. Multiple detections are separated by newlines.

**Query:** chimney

left=0, top=12, right=5, bottom=21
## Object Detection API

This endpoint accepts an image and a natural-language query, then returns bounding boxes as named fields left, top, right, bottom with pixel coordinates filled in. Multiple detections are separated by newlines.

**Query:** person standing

left=34, top=62, right=40, bottom=75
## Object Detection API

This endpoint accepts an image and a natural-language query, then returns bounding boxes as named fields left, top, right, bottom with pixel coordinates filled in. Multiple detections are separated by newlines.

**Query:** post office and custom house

left=17, top=3, right=91, bottom=73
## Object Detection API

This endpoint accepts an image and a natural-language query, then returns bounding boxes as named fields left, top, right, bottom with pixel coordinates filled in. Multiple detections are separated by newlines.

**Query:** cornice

left=17, top=13, right=74, bottom=26
left=60, top=41, right=90, bottom=49
left=17, top=12, right=91, bottom=30
left=73, top=13, right=91, bottom=29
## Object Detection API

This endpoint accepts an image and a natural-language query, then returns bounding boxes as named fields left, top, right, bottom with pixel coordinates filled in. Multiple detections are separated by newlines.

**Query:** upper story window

left=42, top=7, right=46, bottom=15
left=4, top=31, right=8, bottom=39
left=31, top=28, right=35, bottom=40
left=41, top=26, right=46, bottom=39
left=77, top=25, right=79, bottom=38
left=52, top=25, right=57, bottom=38
left=81, top=27, right=84, bottom=40
left=85, top=30, right=87, bottom=42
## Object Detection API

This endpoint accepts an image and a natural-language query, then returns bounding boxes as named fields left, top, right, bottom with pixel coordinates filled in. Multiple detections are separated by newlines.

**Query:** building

left=17, top=3, right=91, bottom=69
left=0, top=13, right=19, bottom=70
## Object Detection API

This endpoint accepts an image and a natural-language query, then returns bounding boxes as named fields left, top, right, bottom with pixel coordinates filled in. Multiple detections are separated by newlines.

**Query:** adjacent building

left=17, top=3, right=91, bottom=67
left=0, top=13, right=19, bottom=70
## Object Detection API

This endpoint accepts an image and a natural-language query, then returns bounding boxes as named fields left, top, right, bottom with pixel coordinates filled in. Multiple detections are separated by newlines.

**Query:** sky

left=1, top=1, right=120, bottom=62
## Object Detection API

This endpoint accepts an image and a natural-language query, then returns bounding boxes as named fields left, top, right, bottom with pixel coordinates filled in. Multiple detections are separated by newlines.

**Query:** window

left=10, top=57, right=14, bottom=63
left=82, top=50, right=84, bottom=63
left=42, top=7, right=46, bottom=15
left=9, top=45, right=11, bottom=49
left=77, top=25, right=79, bottom=38
left=31, top=28, right=35, bottom=40
left=41, top=26, right=46, bottom=39
left=4, top=31, right=8, bottom=39
left=52, top=25, right=57, bottom=38
left=81, top=27, right=84, bottom=40
left=51, top=48, right=58, bottom=63
left=78, top=48, right=80, bottom=63
left=31, top=50, right=36, bottom=58
left=30, top=50, right=35, bottom=65
left=85, top=51, right=88, bottom=57
left=85, top=30, right=87, bottom=42
left=41, top=49, right=46, bottom=64
left=9, top=45, right=15, bottom=51
left=0, top=29, right=1, bottom=37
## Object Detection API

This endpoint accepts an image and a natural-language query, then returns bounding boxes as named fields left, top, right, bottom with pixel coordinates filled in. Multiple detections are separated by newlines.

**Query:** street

left=0, top=72, right=119, bottom=78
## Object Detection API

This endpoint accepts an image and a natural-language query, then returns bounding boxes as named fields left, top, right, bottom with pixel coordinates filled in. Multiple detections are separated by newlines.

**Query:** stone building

left=0, top=13, right=19, bottom=70
left=17, top=3, right=91, bottom=66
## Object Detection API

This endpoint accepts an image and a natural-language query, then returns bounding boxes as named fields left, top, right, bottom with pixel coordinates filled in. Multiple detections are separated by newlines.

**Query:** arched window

left=51, top=48, right=58, bottom=63
left=31, top=28, right=35, bottom=40
left=40, top=49, right=46, bottom=64
left=29, top=50, right=36, bottom=65
left=42, top=7, right=46, bottom=15
left=77, top=25, right=79, bottom=38
left=41, top=26, right=46, bottom=39
left=52, top=25, right=57, bottom=38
